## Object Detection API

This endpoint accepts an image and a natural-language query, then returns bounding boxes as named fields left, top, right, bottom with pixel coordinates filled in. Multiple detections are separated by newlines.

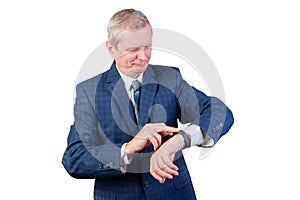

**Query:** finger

left=148, top=123, right=179, bottom=136
left=161, top=157, right=179, bottom=176
left=150, top=171, right=166, bottom=184
left=150, top=160, right=165, bottom=182
left=161, top=153, right=178, bottom=168
left=159, top=131, right=174, bottom=137
left=158, top=125, right=179, bottom=134
left=151, top=130, right=162, bottom=148
left=149, top=137, right=158, bottom=150
left=167, top=162, right=178, bottom=172
left=151, top=158, right=176, bottom=179
left=155, top=168, right=173, bottom=180
left=153, top=132, right=162, bottom=150
left=162, top=166, right=179, bottom=176
left=149, top=130, right=162, bottom=150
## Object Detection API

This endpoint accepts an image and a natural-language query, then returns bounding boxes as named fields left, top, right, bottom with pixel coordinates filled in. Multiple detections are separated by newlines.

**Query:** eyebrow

left=126, top=44, right=152, bottom=50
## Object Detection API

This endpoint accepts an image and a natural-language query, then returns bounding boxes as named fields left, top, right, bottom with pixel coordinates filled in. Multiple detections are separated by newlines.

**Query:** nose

left=137, top=49, right=148, bottom=61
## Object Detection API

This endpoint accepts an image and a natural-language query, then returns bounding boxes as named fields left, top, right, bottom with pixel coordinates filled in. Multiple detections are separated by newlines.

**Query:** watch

left=177, top=130, right=191, bottom=149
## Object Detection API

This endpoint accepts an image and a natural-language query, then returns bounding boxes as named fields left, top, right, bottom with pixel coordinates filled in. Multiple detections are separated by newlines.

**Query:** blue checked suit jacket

left=62, top=62, right=234, bottom=200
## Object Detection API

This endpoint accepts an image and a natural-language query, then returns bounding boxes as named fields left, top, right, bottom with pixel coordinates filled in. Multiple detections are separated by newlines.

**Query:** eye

left=144, top=45, right=152, bottom=50
left=128, top=48, right=139, bottom=52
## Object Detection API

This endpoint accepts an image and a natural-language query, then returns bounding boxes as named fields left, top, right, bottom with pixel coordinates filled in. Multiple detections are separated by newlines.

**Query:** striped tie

left=131, top=80, right=141, bottom=121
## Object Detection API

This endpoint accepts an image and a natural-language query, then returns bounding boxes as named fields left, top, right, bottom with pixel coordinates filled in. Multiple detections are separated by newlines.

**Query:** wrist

left=125, top=142, right=135, bottom=155
left=173, top=134, right=185, bottom=150
left=176, top=130, right=191, bottom=149
left=159, top=134, right=184, bottom=154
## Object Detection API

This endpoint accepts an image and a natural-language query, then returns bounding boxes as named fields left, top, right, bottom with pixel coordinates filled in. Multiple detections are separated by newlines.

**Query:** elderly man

left=62, top=8, right=234, bottom=200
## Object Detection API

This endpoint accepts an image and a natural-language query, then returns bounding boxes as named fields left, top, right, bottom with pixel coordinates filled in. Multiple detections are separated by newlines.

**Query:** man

left=62, top=8, right=234, bottom=200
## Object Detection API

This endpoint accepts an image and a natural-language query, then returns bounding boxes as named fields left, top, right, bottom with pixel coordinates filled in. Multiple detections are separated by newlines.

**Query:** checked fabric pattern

left=62, top=62, right=234, bottom=200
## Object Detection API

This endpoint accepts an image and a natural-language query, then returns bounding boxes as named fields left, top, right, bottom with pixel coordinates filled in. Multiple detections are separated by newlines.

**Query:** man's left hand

left=150, top=134, right=185, bottom=183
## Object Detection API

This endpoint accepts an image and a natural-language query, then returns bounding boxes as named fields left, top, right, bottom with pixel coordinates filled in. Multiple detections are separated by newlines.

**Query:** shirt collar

left=116, top=65, right=143, bottom=92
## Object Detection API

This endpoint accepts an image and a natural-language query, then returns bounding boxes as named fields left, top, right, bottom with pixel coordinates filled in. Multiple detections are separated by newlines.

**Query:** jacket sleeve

left=62, top=125, right=124, bottom=179
left=175, top=68, right=234, bottom=145
left=62, top=83, right=124, bottom=179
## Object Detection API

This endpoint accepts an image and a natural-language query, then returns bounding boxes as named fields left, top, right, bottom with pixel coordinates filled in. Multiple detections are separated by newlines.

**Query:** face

left=106, top=26, right=152, bottom=78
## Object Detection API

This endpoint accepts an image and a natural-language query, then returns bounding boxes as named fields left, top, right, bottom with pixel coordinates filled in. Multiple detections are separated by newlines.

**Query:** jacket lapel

left=103, top=63, right=139, bottom=136
left=101, top=63, right=158, bottom=133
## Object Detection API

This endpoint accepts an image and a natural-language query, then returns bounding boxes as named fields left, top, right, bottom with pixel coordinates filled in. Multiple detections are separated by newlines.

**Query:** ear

left=106, top=41, right=115, bottom=57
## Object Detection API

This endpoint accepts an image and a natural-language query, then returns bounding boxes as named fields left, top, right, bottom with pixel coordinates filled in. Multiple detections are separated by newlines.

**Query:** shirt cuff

left=120, top=143, right=133, bottom=173
left=180, top=123, right=204, bottom=146
left=200, top=129, right=215, bottom=148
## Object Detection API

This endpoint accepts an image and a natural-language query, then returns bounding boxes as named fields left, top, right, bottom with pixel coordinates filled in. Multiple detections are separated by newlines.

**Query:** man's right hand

left=125, top=123, right=179, bottom=155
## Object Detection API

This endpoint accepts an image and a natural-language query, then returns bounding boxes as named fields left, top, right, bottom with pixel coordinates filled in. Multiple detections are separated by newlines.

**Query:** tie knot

left=131, top=80, right=141, bottom=91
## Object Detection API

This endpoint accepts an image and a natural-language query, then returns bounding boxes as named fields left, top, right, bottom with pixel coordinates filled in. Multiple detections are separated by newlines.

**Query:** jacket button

left=99, top=163, right=104, bottom=169
left=103, top=162, right=114, bottom=168
left=144, top=181, right=150, bottom=188
left=108, top=162, right=114, bottom=167
left=212, top=123, right=223, bottom=133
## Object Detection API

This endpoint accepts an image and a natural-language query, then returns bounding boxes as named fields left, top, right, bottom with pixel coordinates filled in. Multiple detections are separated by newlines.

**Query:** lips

left=132, top=61, right=148, bottom=66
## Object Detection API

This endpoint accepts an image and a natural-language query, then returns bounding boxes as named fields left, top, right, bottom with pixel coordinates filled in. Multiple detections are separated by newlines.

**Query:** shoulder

left=77, top=74, right=102, bottom=91
left=75, top=72, right=107, bottom=102
left=149, top=65, right=181, bottom=82
left=149, top=64, right=179, bottom=73
left=148, top=64, right=181, bottom=80
left=146, top=64, right=184, bottom=92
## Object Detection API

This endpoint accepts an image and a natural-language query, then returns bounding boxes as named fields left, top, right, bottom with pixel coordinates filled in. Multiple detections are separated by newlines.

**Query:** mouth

left=132, top=62, right=148, bottom=67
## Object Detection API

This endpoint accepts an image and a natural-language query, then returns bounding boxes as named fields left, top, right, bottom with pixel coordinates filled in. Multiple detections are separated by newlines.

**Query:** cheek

left=127, top=54, right=138, bottom=63
left=117, top=54, right=134, bottom=63
left=145, top=49, right=152, bottom=58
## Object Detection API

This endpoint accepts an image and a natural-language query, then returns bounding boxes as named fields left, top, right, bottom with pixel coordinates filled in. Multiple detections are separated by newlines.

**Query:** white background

left=1, top=0, right=299, bottom=199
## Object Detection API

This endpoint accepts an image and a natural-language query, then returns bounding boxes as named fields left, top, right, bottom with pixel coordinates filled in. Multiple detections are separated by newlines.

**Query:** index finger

left=159, top=125, right=179, bottom=133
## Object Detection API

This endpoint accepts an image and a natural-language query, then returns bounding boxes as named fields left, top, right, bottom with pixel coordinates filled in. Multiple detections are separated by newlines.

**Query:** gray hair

left=107, top=8, right=152, bottom=47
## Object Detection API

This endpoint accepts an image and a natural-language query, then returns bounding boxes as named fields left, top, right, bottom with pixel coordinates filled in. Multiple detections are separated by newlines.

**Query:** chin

left=133, top=62, right=148, bottom=69
left=137, top=64, right=148, bottom=72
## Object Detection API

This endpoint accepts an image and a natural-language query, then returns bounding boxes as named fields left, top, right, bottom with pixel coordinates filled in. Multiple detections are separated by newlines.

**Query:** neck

left=128, top=72, right=141, bottom=79
left=115, top=65, right=142, bottom=80
left=116, top=66, right=141, bottom=79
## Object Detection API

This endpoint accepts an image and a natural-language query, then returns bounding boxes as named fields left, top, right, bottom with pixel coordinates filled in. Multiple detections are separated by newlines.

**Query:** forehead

left=117, top=27, right=152, bottom=49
